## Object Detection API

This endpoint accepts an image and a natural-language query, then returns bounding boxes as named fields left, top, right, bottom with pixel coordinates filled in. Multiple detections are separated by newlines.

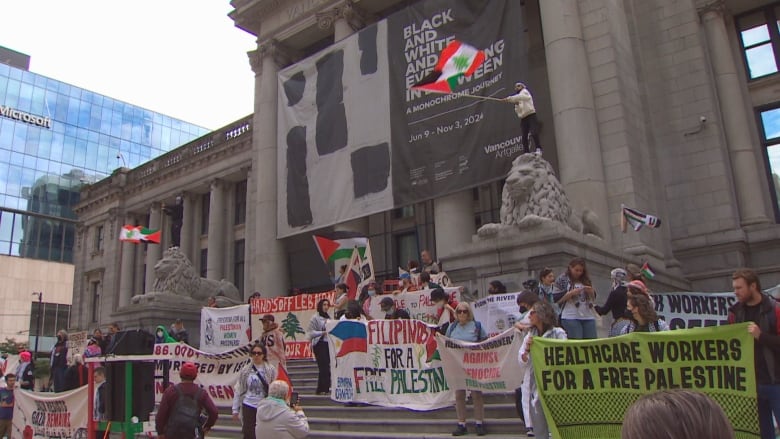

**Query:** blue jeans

left=758, top=384, right=780, bottom=439
left=560, top=319, right=597, bottom=339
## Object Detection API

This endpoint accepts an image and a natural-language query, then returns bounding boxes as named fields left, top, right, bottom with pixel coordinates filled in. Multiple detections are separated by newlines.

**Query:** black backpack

left=165, top=385, right=203, bottom=438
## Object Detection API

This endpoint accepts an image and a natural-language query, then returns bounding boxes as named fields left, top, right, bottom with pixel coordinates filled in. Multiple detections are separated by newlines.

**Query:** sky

left=0, top=1, right=257, bottom=130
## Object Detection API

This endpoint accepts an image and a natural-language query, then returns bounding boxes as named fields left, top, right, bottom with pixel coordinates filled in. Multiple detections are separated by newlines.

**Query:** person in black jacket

left=596, top=268, right=630, bottom=336
left=379, top=297, right=410, bottom=320
left=729, top=268, right=780, bottom=439
left=50, top=330, right=68, bottom=392
left=94, top=367, right=108, bottom=438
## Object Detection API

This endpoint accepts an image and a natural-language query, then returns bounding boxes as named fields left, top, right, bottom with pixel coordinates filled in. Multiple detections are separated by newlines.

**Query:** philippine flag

left=329, top=321, right=368, bottom=358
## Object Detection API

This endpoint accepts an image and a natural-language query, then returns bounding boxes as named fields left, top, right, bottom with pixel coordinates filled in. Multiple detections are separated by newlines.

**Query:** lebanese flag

left=411, top=40, right=486, bottom=93
left=119, top=225, right=161, bottom=244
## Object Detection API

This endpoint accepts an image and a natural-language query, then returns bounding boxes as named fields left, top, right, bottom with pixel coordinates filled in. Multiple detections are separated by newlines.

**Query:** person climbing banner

left=530, top=323, right=759, bottom=439
left=251, top=292, right=335, bottom=359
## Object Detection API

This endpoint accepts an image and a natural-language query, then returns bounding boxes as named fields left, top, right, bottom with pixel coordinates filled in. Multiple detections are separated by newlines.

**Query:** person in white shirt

left=504, top=82, right=541, bottom=155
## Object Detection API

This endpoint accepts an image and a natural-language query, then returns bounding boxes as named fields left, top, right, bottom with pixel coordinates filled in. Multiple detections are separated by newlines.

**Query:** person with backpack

left=232, top=342, right=277, bottom=439
left=446, top=302, right=488, bottom=436
left=156, top=362, right=218, bottom=439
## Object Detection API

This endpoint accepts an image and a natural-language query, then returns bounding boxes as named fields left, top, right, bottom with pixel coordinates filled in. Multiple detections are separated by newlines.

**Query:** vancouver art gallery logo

left=0, top=105, right=52, bottom=129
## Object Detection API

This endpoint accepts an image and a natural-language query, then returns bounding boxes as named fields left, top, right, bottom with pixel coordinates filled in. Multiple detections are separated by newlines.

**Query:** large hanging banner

left=152, top=342, right=251, bottom=408
left=472, top=292, right=523, bottom=337
left=200, top=304, right=251, bottom=353
left=530, top=324, right=759, bottom=439
left=327, top=319, right=453, bottom=410
left=653, top=291, right=736, bottom=329
left=436, top=328, right=523, bottom=392
left=13, top=386, right=88, bottom=439
left=251, top=292, right=335, bottom=360
left=366, top=287, right=462, bottom=323
left=277, top=0, right=526, bottom=238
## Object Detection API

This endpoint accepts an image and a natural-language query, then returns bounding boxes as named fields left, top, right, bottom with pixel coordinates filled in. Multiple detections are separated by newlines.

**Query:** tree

left=281, top=312, right=306, bottom=341
left=0, top=337, right=27, bottom=354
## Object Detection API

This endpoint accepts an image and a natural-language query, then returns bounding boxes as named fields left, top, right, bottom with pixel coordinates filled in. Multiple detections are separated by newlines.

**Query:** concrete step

left=207, top=360, right=527, bottom=438
left=309, top=416, right=523, bottom=435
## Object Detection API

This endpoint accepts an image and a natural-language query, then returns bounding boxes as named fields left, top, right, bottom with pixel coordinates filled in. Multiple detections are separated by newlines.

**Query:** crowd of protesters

left=4, top=247, right=775, bottom=439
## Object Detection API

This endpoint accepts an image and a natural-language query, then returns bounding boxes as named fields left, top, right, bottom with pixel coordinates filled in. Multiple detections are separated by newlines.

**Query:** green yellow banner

left=530, top=323, right=759, bottom=439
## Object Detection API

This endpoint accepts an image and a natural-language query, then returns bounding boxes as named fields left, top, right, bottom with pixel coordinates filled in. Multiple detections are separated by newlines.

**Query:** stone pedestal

left=114, top=296, right=203, bottom=349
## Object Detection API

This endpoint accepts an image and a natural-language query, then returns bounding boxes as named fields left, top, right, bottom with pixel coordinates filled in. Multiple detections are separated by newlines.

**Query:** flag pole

left=411, top=88, right=508, bottom=103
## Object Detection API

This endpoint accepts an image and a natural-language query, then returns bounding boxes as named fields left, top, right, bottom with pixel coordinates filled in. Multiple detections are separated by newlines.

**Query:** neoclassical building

left=72, top=0, right=780, bottom=331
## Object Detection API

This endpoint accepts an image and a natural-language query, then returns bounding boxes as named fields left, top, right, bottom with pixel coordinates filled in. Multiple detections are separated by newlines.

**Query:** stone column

left=144, top=202, right=162, bottom=293
left=207, top=180, right=226, bottom=281
left=180, top=192, right=195, bottom=262
left=118, top=214, right=136, bottom=307
left=317, top=1, right=367, bottom=42
left=700, top=3, right=771, bottom=225
left=539, top=0, right=610, bottom=237
left=434, top=190, right=475, bottom=257
left=249, top=41, right=292, bottom=297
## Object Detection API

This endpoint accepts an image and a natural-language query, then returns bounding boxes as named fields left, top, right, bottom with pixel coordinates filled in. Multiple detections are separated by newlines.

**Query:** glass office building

left=0, top=60, right=209, bottom=263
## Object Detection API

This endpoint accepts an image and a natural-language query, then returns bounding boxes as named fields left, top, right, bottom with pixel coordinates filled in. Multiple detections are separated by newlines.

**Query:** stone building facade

left=72, top=0, right=780, bottom=331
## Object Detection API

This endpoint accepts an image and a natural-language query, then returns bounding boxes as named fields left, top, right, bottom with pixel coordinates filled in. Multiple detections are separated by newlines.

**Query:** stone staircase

left=209, top=359, right=528, bottom=438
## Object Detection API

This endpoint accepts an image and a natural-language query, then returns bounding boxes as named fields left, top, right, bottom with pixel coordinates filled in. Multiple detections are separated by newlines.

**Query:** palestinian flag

left=411, top=40, right=486, bottom=93
left=641, top=262, right=656, bottom=280
left=119, top=225, right=161, bottom=244
left=621, top=204, right=662, bottom=232
left=313, top=235, right=367, bottom=264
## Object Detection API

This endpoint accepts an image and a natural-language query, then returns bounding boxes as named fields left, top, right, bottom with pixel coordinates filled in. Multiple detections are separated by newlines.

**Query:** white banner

left=436, top=328, right=524, bottom=392
left=152, top=343, right=252, bottom=408
left=327, top=319, right=453, bottom=410
left=251, top=292, right=335, bottom=360
left=200, top=304, right=251, bottom=354
left=472, top=292, right=523, bottom=337
left=66, top=331, right=89, bottom=364
left=367, top=287, right=462, bottom=324
left=12, top=386, right=88, bottom=439
left=653, top=291, right=737, bottom=330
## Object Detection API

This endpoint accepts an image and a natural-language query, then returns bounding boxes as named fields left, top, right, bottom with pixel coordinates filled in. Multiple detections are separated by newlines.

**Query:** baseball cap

left=380, top=297, right=395, bottom=310
left=261, top=314, right=275, bottom=322
left=180, top=362, right=198, bottom=380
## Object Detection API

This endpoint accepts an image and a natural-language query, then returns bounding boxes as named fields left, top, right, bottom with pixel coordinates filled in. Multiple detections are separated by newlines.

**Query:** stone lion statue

left=142, top=247, right=242, bottom=305
left=477, top=153, right=602, bottom=238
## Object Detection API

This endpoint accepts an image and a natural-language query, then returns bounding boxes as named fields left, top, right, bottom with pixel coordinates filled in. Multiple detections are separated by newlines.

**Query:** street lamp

left=31, top=292, right=43, bottom=360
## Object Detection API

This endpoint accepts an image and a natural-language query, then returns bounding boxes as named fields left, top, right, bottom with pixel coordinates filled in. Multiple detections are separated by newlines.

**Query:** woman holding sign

left=519, top=301, right=568, bottom=439
left=553, top=258, right=598, bottom=339
left=447, top=302, right=489, bottom=436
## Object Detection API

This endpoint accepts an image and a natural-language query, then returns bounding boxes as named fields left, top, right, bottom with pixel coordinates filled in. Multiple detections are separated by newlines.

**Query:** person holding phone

left=255, top=380, right=309, bottom=439
left=553, top=257, right=598, bottom=339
